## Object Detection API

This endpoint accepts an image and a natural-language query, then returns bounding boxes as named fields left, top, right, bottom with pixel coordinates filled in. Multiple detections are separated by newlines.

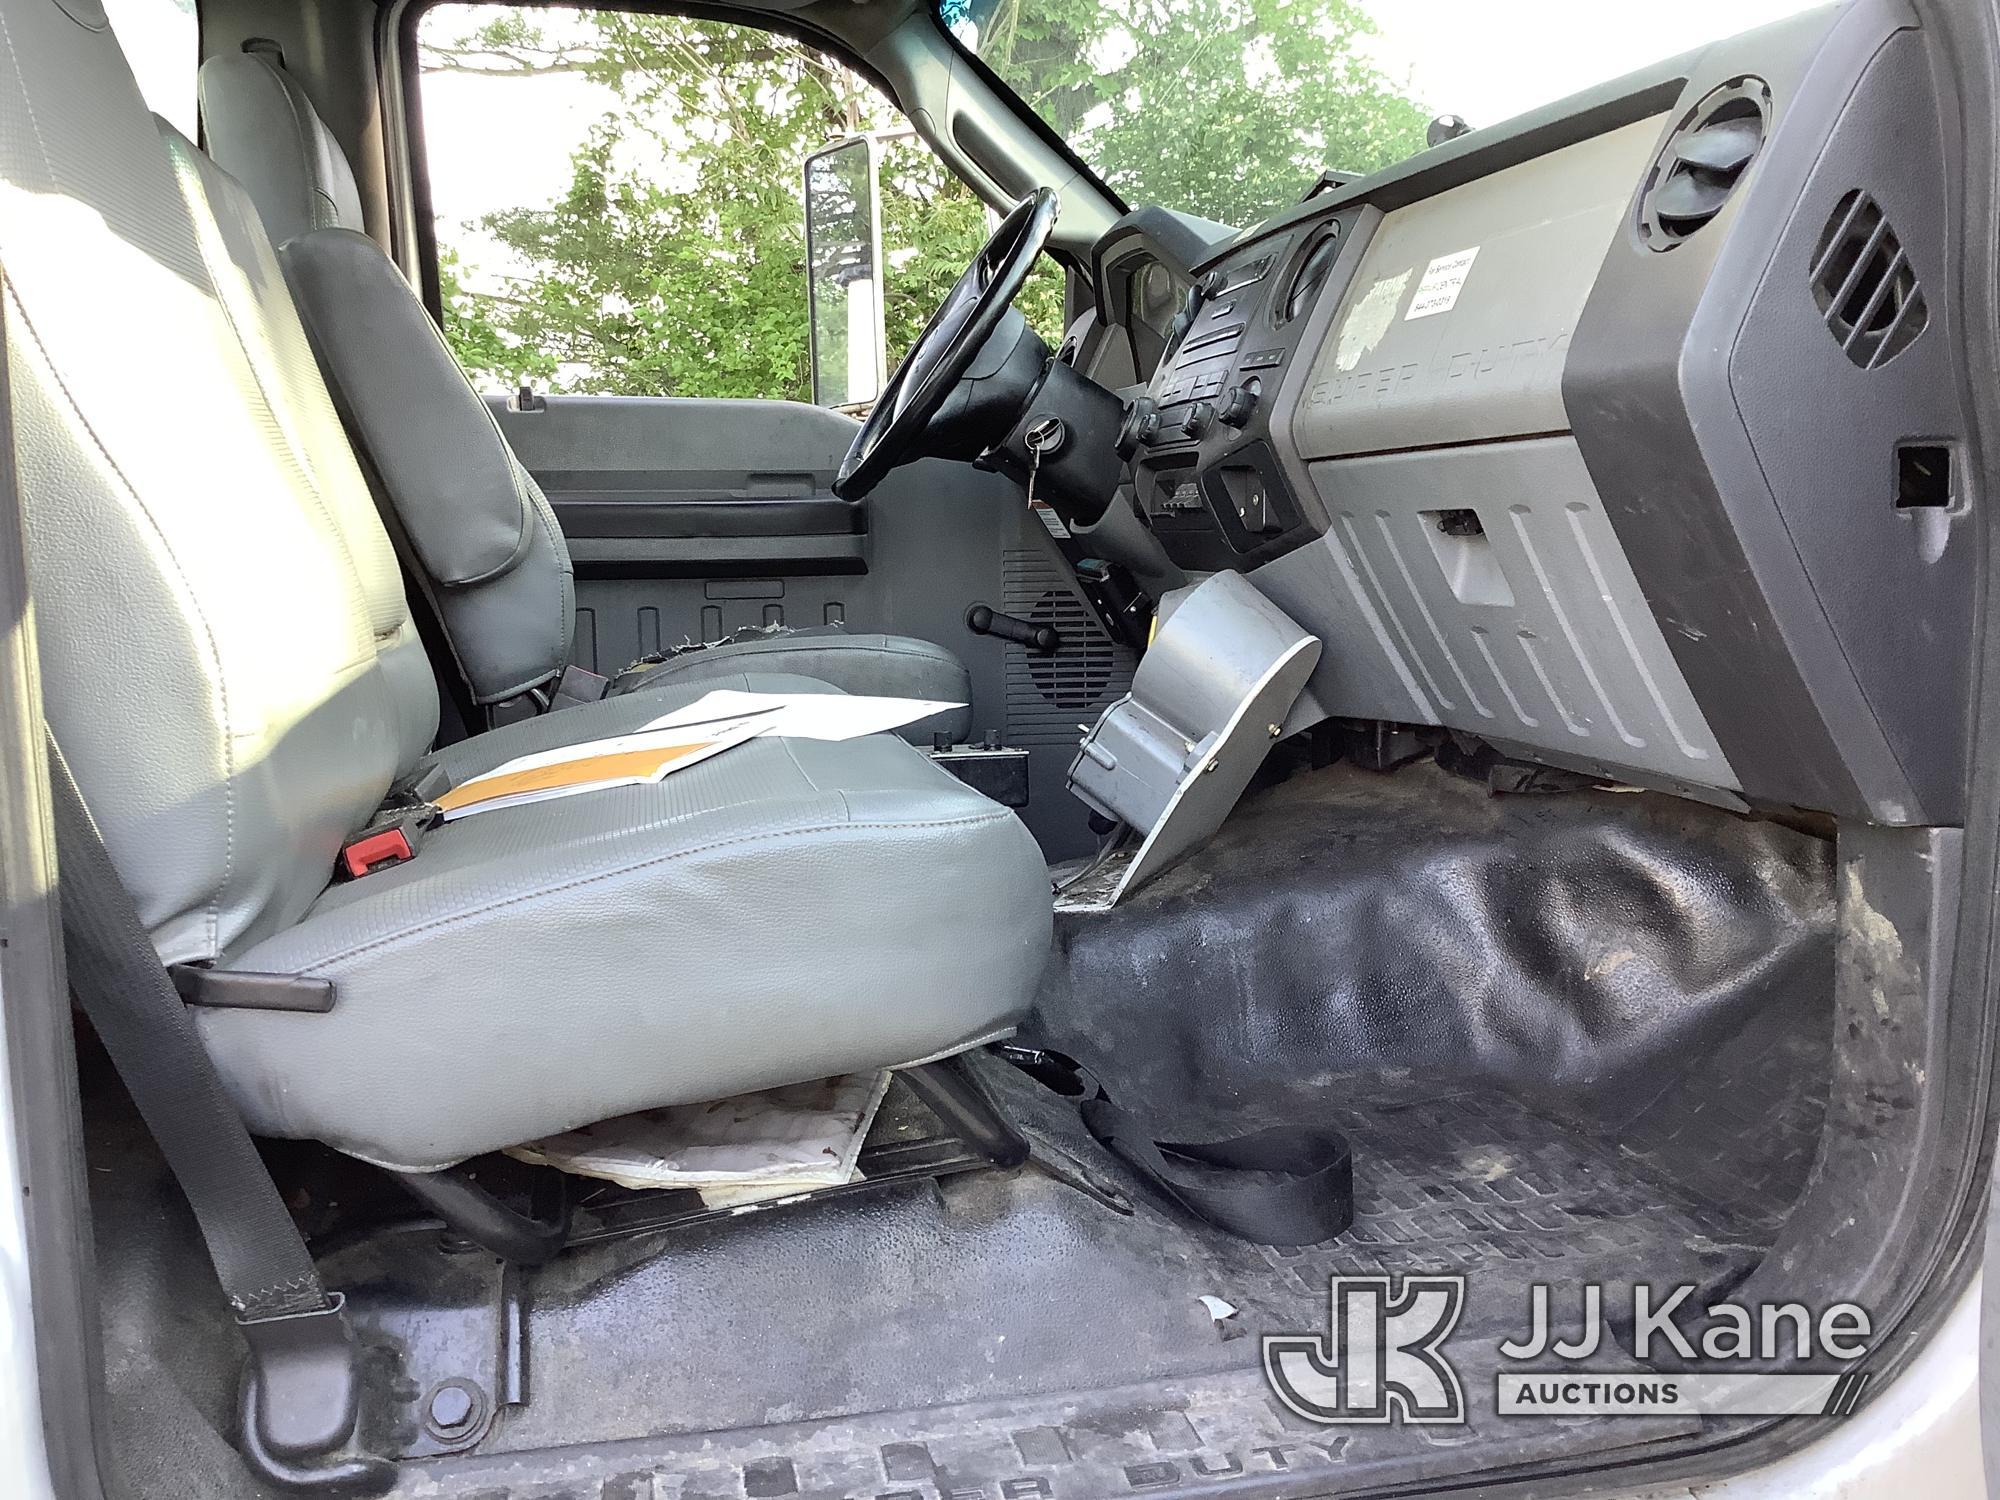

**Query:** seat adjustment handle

left=965, top=603, right=1060, bottom=656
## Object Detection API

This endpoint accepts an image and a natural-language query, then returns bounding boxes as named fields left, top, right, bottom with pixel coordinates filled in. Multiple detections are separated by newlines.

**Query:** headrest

left=197, top=47, right=364, bottom=248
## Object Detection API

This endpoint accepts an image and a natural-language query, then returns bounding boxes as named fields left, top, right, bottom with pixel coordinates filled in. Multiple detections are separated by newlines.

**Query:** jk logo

left=1263, top=1275, right=1468, bottom=1425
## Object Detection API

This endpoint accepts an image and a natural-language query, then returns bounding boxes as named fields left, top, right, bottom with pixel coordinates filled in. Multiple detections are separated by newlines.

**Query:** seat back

left=196, top=46, right=365, bottom=246
left=279, top=230, right=578, bottom=706
left=1, top=0, right=438, bottom=963
left=199, top=54, right=579, bottom=709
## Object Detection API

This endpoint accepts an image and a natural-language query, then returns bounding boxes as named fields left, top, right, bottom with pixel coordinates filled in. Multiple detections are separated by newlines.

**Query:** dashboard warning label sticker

left=1405, top=246, right=1480, bottom=320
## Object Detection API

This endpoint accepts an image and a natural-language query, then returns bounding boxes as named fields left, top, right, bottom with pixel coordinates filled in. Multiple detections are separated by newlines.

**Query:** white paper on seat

left=434, top=717, right=766, bottom=821
left=435, top=692, right=959, bottom=823
left=642, top=689, right=964, bottom=743
left=504, top=1072, right=893, bottom=1202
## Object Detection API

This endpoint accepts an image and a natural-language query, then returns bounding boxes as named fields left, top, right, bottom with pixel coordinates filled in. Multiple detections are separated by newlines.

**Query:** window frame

left=395, top=0, right=975, bottom=338
left=922, top=0, right=1126, bottom=217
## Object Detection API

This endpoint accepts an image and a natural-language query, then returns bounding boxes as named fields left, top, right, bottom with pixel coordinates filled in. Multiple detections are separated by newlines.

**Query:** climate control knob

left=1218, top=378, right=1262, bottom=428
left=1180, top=400, right=1216, bottom=440
left=1117, top=397, right=1161, bottom=457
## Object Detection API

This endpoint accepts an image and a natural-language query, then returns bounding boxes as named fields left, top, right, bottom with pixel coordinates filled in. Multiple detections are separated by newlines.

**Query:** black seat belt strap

left=45, top=735, right=389, bottom=1491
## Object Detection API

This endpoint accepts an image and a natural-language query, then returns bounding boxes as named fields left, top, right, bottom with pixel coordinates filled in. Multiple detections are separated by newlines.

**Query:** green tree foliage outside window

left=942, top=0, right=1432, bottom=228
left=421, top=8, right=1062, bottom=399
left=420, top=0, right=1427, bottom=400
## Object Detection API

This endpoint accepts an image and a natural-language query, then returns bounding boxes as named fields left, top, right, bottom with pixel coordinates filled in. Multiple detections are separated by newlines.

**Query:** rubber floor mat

left=346, top=1061, right=1773, bottom=1496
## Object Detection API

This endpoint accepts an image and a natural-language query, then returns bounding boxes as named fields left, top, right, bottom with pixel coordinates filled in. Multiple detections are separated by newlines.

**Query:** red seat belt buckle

left=340, top=826, right=414, bottom=880
left=337, top=805, right=438, bottom=880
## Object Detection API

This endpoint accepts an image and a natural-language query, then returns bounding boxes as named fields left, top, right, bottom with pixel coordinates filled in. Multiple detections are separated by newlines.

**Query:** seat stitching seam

left=0, top=5, right=56, bottom=183
left=2, top=281, right=238, bottom=952
left=262, top=63, right=327, bottom=240
left=298, top=811, right=1015, bottom=972
left=516, top=464, right=570, bottom=669
left=396, top=288, right=548, bottom=653
left=445, top=300, right=537, bottom=570
left=163, top=139, right=376, bottom=661
left=778, top=736, right=821, bottom=794
left=773, top=640, right=947, bottom=663
left=0, top=30, right=240, bottom=951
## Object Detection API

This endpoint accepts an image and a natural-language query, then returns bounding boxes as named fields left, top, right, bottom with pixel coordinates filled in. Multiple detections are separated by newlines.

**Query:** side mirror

left=804, top=136, right=887, bottom=410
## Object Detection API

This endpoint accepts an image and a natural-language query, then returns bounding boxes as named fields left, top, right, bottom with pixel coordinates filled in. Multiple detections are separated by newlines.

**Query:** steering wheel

left=833, top=187, right=1060, bottom=500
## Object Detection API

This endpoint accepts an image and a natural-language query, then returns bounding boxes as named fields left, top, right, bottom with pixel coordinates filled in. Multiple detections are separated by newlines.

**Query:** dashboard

left=1102, top=210, right=1362, bottom=570
left=1083, top=0, right=1975, bottom=827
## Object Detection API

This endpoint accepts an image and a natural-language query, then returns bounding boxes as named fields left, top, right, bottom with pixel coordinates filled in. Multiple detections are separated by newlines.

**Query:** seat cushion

left=614, top=631, right=973, bottom=742
left=194, top=675, right=1052, bottom=1171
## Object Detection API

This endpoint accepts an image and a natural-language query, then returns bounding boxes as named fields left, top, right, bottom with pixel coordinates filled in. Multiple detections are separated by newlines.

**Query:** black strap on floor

left=46, top=734, right=330, bottom=1322
left=1081, top=1097, right=1354, bottom=1247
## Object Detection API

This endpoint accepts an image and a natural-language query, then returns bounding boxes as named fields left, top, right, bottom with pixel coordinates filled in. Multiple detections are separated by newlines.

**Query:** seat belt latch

left=338, top=806, right=439, bottom=880
left=550, top=663, right=610, bottom=710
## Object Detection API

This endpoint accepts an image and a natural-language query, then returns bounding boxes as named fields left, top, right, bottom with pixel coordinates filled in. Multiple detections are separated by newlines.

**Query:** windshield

left=940, top=0, right=1827, bottom=227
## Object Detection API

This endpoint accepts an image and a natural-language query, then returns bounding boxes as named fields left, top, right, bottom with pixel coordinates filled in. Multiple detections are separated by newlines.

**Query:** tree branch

left=419, top=42, right=604, bottom=76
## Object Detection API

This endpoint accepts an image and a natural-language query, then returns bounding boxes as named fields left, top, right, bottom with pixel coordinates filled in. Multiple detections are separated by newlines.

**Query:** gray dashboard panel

left=1291, top=116, right=1668, bottom=460
left=1123, top=0, right=1968, bottom=820
left=1254, top=437, right=1736, bottom=790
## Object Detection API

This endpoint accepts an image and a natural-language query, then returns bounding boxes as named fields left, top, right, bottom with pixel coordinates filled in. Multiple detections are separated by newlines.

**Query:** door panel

left=490, top=393, right=1134, bottom=858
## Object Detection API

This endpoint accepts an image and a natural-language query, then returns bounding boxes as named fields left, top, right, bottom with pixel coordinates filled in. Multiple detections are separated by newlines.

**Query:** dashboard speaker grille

left=1002, top=550, right=1135, bottom=738
left=1810, top=190, right=1927, bottom=369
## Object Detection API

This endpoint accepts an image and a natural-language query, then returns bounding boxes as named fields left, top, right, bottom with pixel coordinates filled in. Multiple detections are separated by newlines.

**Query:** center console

left=1122, top=207, right=1373, bottom=572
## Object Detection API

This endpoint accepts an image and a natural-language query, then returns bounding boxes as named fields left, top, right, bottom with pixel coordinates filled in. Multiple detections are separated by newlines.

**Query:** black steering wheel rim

left=833, top=187, right=1060, bottom=500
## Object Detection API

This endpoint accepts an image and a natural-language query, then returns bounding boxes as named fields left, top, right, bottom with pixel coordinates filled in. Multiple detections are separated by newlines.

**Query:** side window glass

left=104, top=0, right=198, bottom=138
left=416, top=4, right=1062, bottom=399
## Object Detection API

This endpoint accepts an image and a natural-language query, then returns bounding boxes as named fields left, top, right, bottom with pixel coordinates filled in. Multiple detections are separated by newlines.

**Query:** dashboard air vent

left=1278, top=222, right=1342, bottom=326
left=1810, top=190, right=1927, bottom=369
left=1637, top=78, right=1769, bottom=249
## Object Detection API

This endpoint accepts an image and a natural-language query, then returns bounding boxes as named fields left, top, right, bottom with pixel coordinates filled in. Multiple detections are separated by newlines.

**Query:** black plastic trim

left=1566, top=3, right=1954, bottom=822
left=169, top=966, right=336, bottom=1014
left=549, top=493, right=861, bottom=540
left=566, top=534, right=867, bottom=575
left=1089, top=206, right=1236, bottom=324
